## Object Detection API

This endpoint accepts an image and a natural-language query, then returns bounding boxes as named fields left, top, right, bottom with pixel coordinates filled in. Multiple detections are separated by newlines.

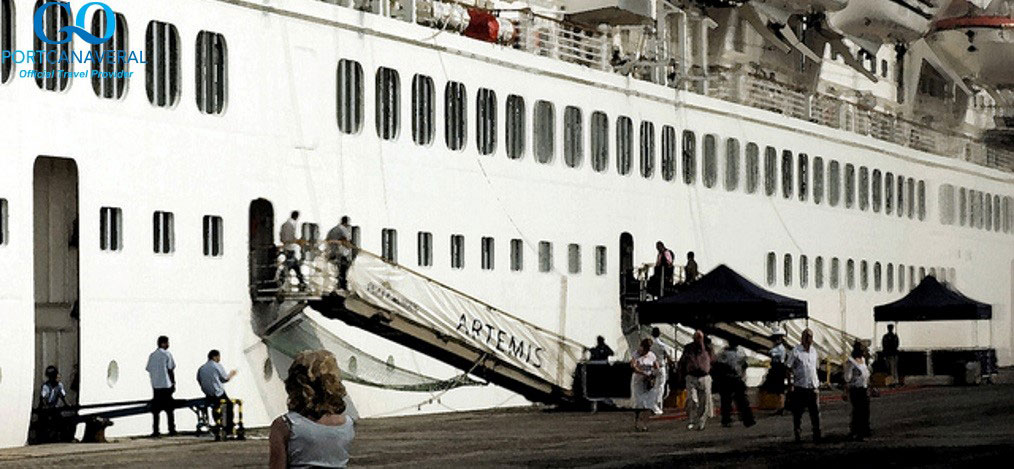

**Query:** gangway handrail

left=273, top=240, right=587, bottom=351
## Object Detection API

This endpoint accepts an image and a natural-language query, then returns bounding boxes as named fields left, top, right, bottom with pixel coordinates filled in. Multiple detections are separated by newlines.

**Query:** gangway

left=259, top=243, right=585, bottom=405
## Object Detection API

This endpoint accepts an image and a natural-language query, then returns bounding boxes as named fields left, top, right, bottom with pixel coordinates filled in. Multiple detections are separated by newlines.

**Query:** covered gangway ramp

left=638, top=265, right=808, bottom=353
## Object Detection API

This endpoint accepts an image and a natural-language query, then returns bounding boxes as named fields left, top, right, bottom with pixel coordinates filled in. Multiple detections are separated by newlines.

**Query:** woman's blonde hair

left=285, top=350, right=348, bottom=420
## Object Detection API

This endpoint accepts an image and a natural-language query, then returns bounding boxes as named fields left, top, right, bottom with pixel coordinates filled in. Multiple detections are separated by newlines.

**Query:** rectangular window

left=861, top=260, right=869, bottom=290
left=781, top=150, right=793, bottom=199
left=417, top=232, right=433, bottom=267
left=797, top=153, right=808, bottom=202
left=897, top=176, right=905, bottom=217
left=1004, top=196, right=1012, bottom=233
left=991, top=194, right=999, bottom=230
left=703, top=134, right=718, bottom=188
left=887, top=263, right=894, bottom=292
left=451, top=234, right=465, bottom=269
left=859, top=166, right=869, bottom=211
left=202, top=215, right=224, bottom=257
left=568, top=244, right=581, bottom=274
left=34, top=0, right=71, bottom=92
left=812, top=156, right=824, bottom=205
left=662, top=126, right=677, bottom=182
left=986, top=193, right=994, bottom=230
left=195, top=31, right=227, bottom=115
left=481, top=237, right=495, bottom=270
left=766, top=252, right=776, bottom=286
left=815, top=256, right=824, bottom=289
left=885, top=172, right=895, bottom=215
left=375, top=67, right=400, bottom=140
left=534, top=100, right=555, bottom=163
left=847, top=259, right=855, bottom=290
left=100, top=207, right=123, bottom=251
left=146, top=21, right=181, bottom=107
left=799, top=254, right=808, bottom=288
left=907, top=178, right=915, bottom=219
left=639, top=121, right=655, bottom=178
left=745, top=143, right=759, bottom=194
left=874, top=262, right=882, bottom=291
left=590, top=111, right=608, bottom=171
left=616, top=116, right=633, bottom=175
left=595, top=246, right=607, bottom=276
left=506, top=95, right=525, bottom=159
left=1, top=0, right=14, bottom=84
left=337, top=59, right=364, bottom=134
left=445, top=81, right=467, bottom=151
left=765, top=146, right=777, bottom=196
left=783, top=254, right=793, bottom=286
left=828, top=160, right=841, bottom=206
left=412, top=74, right=435, bottom=145
left=872, top=169, right=882, bottom=212
left=381, top=229, right=398, bottom=262
left=153, top=211, right=174, bottom=254
left=510, top=239, right=523, bottom=271
left=830, top=257, right=841, bottom=289
left=92, top=10, right=128, bottom=100
left=0, top=198, right=7, bottom=246
left=476, top=88, right=497, bottom=155
left=564, top=106, right=583, bottom=168
left=899, top=264, right=906, bottom=291
left=301, top=223, right=320, bottom=243
left=682, top=131, right=696, bottom=184
left=725, top=138, right=740, bottom=191
left=538, top=241, right=553, bottom=273
left=845, top=163, right=856, bottom=208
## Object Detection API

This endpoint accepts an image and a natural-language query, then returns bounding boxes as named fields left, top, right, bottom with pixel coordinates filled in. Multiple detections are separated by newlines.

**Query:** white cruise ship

left=1, top=0, right=1013, bottom=446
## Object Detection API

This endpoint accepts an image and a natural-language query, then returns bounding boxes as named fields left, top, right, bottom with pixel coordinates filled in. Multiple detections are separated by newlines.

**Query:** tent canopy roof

left=874, top=276, right=992, bottom=322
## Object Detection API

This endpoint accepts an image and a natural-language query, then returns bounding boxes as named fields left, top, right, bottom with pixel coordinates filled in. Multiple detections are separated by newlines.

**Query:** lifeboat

left=926, top=14, right=1014, bottom=88
left=829, top=0, right=948, bottom=48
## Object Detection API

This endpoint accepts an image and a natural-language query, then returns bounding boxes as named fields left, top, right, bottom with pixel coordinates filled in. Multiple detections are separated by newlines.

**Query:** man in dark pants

left=197, top=349, right=238, bottom=435
left=881, top=324, right=900, bottom=386
left=785, top=329, right=821, bottom=443
left=145, top=336, right=177, bottom=437
left=716, top=340, right=755, bottom=428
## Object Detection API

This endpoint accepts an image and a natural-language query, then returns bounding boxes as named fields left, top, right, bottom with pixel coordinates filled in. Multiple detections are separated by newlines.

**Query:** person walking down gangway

left=650, top=327, right=675, bottom=414
left=683, top=251, right=700, bottom=284
left=630, top=338, right=661, bottom=432
left=716, top=340, right=756, bottom=428
left=146, top=336, right=177, bottom=437
left=649, top=242, right=675, bottom=296
left=679, top=330, right=713, bottom=431
left=270, top=350, right=356, bottom=469
left=279, top=211, right=307, bottom=291
left=197, top=349, right=239, bottom=434
left=588, top=336, right=614, bottom=362
left=325, top=216, right=354, bottom=290
left=844, top=340, right=872, bottom=441
left=786, top=329, right=821, bottom=443
left=881, top=324, right=901, bottom=387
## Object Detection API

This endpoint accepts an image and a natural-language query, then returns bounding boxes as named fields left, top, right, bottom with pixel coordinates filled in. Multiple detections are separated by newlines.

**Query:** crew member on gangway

left=325, top=216, right=354, bottom=290
left=649, top=241, right=675, bottom=296
left=146, top=335, right=177, bottom=437
left=280, top=211, right=307, bottom=291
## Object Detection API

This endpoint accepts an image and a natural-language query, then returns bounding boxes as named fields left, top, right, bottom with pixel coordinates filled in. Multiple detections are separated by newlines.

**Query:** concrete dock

left=2, top=381, right=1012, bottom=468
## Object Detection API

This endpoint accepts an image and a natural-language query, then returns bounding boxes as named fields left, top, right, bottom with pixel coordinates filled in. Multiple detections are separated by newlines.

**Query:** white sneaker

left=687, top=424, right=695, bottom=431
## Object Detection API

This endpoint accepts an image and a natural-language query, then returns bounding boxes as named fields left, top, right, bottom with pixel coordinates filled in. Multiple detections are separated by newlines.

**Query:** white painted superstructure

left=0, top=0, right=1012, bottom=448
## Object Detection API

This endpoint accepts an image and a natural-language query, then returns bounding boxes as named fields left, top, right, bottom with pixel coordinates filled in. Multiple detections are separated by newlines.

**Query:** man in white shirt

left=145, top=336, right=177, bottom=437
left=650, top=327, right=675, bottom=414
left=197, top=349, right=238, bottom=433
left=279, top=211, right=306, bottom=290
left=785, top=328, right=821, bottom=443
left=716, top=341, right=755, bottom=427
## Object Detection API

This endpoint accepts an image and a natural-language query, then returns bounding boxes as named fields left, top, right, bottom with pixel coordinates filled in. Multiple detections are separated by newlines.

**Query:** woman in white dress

left=630, top=338, right=661, bottom=432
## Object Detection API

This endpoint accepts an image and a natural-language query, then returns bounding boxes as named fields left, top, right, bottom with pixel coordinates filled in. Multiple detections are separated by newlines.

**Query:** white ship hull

left=0, top=0, right=1012, bottom=448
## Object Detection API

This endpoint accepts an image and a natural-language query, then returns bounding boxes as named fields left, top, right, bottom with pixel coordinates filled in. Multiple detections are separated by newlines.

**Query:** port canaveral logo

left=3, top=1, right=146, bottom=79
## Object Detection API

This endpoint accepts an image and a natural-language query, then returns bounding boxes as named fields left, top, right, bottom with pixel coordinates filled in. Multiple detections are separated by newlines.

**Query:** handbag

left=643, top=374, right=656, bottom=391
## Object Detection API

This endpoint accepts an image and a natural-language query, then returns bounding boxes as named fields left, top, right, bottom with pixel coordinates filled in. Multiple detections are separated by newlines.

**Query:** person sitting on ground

left=270, top=350, right=355, bottom=469
left=684, top=251, right=699, bottom=284
left=588, top=336, right=614, bottom=362
left=197, top=349, right=238, bottom=434
left=844, top=340, right=872, bottom=441
left=630, top=338, right=660, bottom=432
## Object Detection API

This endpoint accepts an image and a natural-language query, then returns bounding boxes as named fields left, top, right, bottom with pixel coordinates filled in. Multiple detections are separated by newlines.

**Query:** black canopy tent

left=638, top=264, right=808, bottom=325
left=874, top=276, right=992, bottom=322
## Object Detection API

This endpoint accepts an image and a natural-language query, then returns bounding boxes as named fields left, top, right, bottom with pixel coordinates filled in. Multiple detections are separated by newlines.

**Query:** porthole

left=106, top=360, right=119, bottom=388
left=348, top=356, right=358, bottom=374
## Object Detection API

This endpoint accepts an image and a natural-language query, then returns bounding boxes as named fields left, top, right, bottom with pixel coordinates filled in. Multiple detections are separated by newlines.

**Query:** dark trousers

left=210, top=393, right=235, bottom=431
left=849, top=387, right=871, bottom=437
left=283, top=249, right=305, bottom=285
left=718, top=376, right=755, bottom=426
left=151, top=388, right=176, bottom=434
left=790, top=388, right=820, bottom=437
